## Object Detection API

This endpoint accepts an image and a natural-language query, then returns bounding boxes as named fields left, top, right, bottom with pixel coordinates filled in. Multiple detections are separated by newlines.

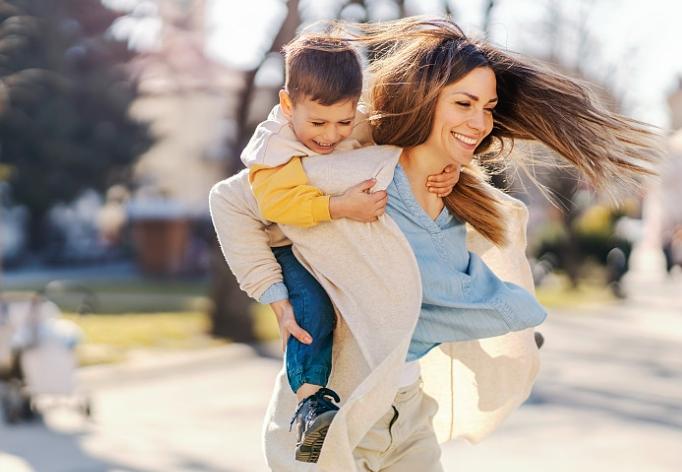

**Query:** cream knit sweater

left=209, top=145, right=541, bottom=472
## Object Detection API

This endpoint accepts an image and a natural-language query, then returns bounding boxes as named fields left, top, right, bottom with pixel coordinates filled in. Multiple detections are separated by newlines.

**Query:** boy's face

left=280, top=90, right=357, bottom=155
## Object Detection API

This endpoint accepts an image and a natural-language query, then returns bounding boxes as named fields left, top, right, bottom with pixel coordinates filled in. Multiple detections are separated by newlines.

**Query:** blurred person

left=98, top=185, right=130, bottom=246
left=210, top=17, right=660, bottom=472
left=662, top=225, right=682, bottom=274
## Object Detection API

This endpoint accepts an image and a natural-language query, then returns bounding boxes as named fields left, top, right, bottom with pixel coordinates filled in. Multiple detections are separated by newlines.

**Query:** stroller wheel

left=2, top=397, right=17, bottom=424
left=1, top=382, right=24, bottom=424
left=20, top=394, right=38, bottom=421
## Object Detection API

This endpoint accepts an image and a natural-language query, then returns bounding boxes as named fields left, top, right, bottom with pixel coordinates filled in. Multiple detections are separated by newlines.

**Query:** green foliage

left=0, top=0, right=150, bottom=239
left=533, top=204, right=632, bottom=273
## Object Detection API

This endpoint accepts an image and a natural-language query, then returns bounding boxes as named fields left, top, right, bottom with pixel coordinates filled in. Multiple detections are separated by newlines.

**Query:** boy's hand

left=426, top=164, right=460, bottom=197
left=270, top=299, right=312, bottom=353
left=329, top=178, right=388, bottom=222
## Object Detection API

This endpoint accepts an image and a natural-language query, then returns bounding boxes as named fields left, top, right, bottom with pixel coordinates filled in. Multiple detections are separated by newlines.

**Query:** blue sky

left=106, top=0, right=682, bottom=129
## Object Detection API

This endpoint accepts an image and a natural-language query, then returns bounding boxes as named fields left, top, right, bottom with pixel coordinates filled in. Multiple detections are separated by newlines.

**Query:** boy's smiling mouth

left=312, top=139, right=337, bottom=152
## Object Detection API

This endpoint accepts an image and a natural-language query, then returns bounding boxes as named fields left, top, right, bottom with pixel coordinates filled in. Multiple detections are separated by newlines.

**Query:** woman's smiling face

left=423, top=66, right=497, bottom=167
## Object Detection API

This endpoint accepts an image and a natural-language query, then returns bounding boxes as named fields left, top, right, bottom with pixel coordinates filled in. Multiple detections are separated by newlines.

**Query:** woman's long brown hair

left=321, top=17, right=661, bottom=246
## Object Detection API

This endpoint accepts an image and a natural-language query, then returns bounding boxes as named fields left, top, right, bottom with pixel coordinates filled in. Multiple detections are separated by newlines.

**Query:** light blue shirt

left=260, top=164, right=547, bottom=360
left=387, top=165, right=547, bottom=361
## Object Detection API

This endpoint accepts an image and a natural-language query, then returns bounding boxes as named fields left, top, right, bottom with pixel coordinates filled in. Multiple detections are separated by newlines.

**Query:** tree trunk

left=209, top=239, right=254, bottom=341
left=209, top=0, right=300, bottom=340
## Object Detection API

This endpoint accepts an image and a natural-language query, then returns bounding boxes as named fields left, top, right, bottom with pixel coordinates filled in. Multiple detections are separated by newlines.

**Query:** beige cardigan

left=210, top=146, right=541, bottom=472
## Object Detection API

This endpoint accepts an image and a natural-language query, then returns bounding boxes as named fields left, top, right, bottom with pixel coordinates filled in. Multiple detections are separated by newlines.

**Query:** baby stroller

left=0, top=284, right=92, bottom=424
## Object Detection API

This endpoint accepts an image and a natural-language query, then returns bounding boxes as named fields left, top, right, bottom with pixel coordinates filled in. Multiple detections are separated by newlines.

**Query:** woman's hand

left=426, top=165, right=460, bottom=197
left=270, top=299, right=312, bottom=353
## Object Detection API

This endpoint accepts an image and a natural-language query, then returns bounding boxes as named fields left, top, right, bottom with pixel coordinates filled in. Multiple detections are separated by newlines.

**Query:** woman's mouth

left=451, top=132, right=478, bottom=150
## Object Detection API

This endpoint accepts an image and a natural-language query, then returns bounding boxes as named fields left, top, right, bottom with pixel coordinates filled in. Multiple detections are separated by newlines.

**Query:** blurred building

left=126, top=0, right=242, bottom=275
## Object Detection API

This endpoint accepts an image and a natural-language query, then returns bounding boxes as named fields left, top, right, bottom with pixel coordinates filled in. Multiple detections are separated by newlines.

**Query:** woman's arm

left=209, top=171, right=286, bottom=301
left=209, top=171, right=311, bottom=346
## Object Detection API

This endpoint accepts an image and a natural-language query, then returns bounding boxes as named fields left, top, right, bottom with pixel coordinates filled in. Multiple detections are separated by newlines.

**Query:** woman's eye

left=339, top=121, right=352, bottom=126
left=456, top=102, right=470, bottom=108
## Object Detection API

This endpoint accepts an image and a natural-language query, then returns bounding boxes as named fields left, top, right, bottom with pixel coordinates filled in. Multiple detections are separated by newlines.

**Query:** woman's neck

left=399, top=145, right=452, bottom=220
left=399, top=145, right=453, bottom=181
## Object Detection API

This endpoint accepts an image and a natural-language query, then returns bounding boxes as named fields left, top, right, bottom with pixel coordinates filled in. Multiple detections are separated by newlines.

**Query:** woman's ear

left=279, top=90, right=294, bottom=119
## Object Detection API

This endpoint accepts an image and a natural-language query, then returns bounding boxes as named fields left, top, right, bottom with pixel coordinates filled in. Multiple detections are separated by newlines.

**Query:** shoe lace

left=288, top=388, right=341, bottom=431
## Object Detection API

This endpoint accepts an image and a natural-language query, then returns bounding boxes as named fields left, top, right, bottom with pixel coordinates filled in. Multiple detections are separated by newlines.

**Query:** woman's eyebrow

left=450, top=92, right=498, bottom=103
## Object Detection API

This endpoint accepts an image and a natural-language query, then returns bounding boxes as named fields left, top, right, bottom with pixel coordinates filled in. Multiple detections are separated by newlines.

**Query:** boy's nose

left=323, top=128, right=339, bottom=142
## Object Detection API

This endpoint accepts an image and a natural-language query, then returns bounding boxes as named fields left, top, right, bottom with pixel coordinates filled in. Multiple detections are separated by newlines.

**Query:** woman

left=210, top=17, right=660, bottom=471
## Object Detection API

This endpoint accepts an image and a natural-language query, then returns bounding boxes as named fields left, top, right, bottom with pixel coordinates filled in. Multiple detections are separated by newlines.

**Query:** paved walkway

left=1, top=276, right=681, bottom=471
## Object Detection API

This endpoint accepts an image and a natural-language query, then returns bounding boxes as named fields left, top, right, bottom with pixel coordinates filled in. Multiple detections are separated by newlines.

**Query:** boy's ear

left=279, top=90, right=294, bottom=119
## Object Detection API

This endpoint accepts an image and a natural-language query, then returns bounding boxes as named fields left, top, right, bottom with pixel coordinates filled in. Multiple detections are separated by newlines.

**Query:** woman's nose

left=468, top=111, right=486, bottom=130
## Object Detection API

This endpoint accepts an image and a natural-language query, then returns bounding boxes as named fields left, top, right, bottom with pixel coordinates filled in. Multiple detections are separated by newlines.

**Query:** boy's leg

left=272, top=245, right=336, bottom=395
left=272, top=245, right=339, bottom=463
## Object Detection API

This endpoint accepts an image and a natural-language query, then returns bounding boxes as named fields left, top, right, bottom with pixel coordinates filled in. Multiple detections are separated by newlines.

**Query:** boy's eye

left=311, top=122, right=325, bottom=127
left=339, top=121, right=352, bottom=126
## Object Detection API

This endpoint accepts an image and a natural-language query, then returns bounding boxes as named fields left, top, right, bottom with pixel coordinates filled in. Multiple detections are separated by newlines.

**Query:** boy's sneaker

left=290, top=387, right=340, bottom=463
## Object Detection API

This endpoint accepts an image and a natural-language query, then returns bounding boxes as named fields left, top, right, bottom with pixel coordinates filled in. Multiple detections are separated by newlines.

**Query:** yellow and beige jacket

left=241, top=105, right=371, bottom=228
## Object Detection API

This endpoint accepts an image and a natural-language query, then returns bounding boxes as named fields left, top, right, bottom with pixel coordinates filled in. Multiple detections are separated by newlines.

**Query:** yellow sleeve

left=249, top=157, right=332, bottom=228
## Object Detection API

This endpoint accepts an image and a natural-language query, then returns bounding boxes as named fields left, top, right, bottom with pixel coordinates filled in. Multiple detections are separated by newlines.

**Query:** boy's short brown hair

left=283, top=34, right=363, bottom=106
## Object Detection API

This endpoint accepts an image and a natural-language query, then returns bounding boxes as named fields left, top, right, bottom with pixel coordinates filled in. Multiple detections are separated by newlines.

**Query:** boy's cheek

left=291, top=125, right=314, bottom=144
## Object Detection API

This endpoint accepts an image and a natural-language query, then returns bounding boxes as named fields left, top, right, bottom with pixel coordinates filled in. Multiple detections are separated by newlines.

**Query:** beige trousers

left=353, top=379, right=443, bottom=472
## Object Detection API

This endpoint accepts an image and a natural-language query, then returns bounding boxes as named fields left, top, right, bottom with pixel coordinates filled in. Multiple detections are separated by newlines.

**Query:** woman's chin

left=448, top=154, right=473, bottom=168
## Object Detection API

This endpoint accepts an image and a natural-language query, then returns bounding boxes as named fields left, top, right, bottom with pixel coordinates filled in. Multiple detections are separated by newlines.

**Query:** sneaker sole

left=295, top=410, right=337, bottom=463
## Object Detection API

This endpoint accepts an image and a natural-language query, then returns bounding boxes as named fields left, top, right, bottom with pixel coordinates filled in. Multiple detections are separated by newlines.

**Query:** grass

left=2, top=278, right=209, bottom=295
left=2, top=278, right=211, bottom=313
left=6, top=267, right=614, bottom=369
left=534, top=273, right=616, bottom=309
left=3, top=277, right=224, bottom=366
left=251, top=303, right=281, bottom=343
left=64, top=311, right=226, bottom=367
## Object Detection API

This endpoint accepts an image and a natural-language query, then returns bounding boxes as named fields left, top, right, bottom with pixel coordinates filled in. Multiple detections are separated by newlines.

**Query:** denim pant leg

left=272, top=245, right=335, bottom=393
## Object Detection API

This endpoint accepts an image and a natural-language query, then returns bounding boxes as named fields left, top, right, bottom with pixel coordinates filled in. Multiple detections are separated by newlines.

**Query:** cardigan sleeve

left=209, top=170, right=288, bottom=302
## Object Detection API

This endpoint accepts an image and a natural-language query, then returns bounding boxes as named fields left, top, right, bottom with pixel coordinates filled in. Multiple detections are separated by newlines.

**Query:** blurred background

left=0, top=1, right=680, bottom=471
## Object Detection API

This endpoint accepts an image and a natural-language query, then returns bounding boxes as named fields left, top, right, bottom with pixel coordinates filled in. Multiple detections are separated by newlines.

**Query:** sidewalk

left=1, top=344, right=282, bottom=472
left=1, top=277, right=681, bottom=471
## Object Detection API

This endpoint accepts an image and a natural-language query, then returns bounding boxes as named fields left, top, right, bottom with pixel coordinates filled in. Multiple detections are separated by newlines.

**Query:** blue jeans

left=272, top=245, right=335, bottom=393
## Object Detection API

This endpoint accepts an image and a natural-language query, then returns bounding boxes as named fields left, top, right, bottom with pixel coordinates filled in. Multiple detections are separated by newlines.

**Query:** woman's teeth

left=452, top=133, right=477, bottom=145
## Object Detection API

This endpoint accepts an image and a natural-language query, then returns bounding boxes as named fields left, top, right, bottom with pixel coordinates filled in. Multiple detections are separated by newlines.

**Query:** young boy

left=240, top=34, right=457, bottom=463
